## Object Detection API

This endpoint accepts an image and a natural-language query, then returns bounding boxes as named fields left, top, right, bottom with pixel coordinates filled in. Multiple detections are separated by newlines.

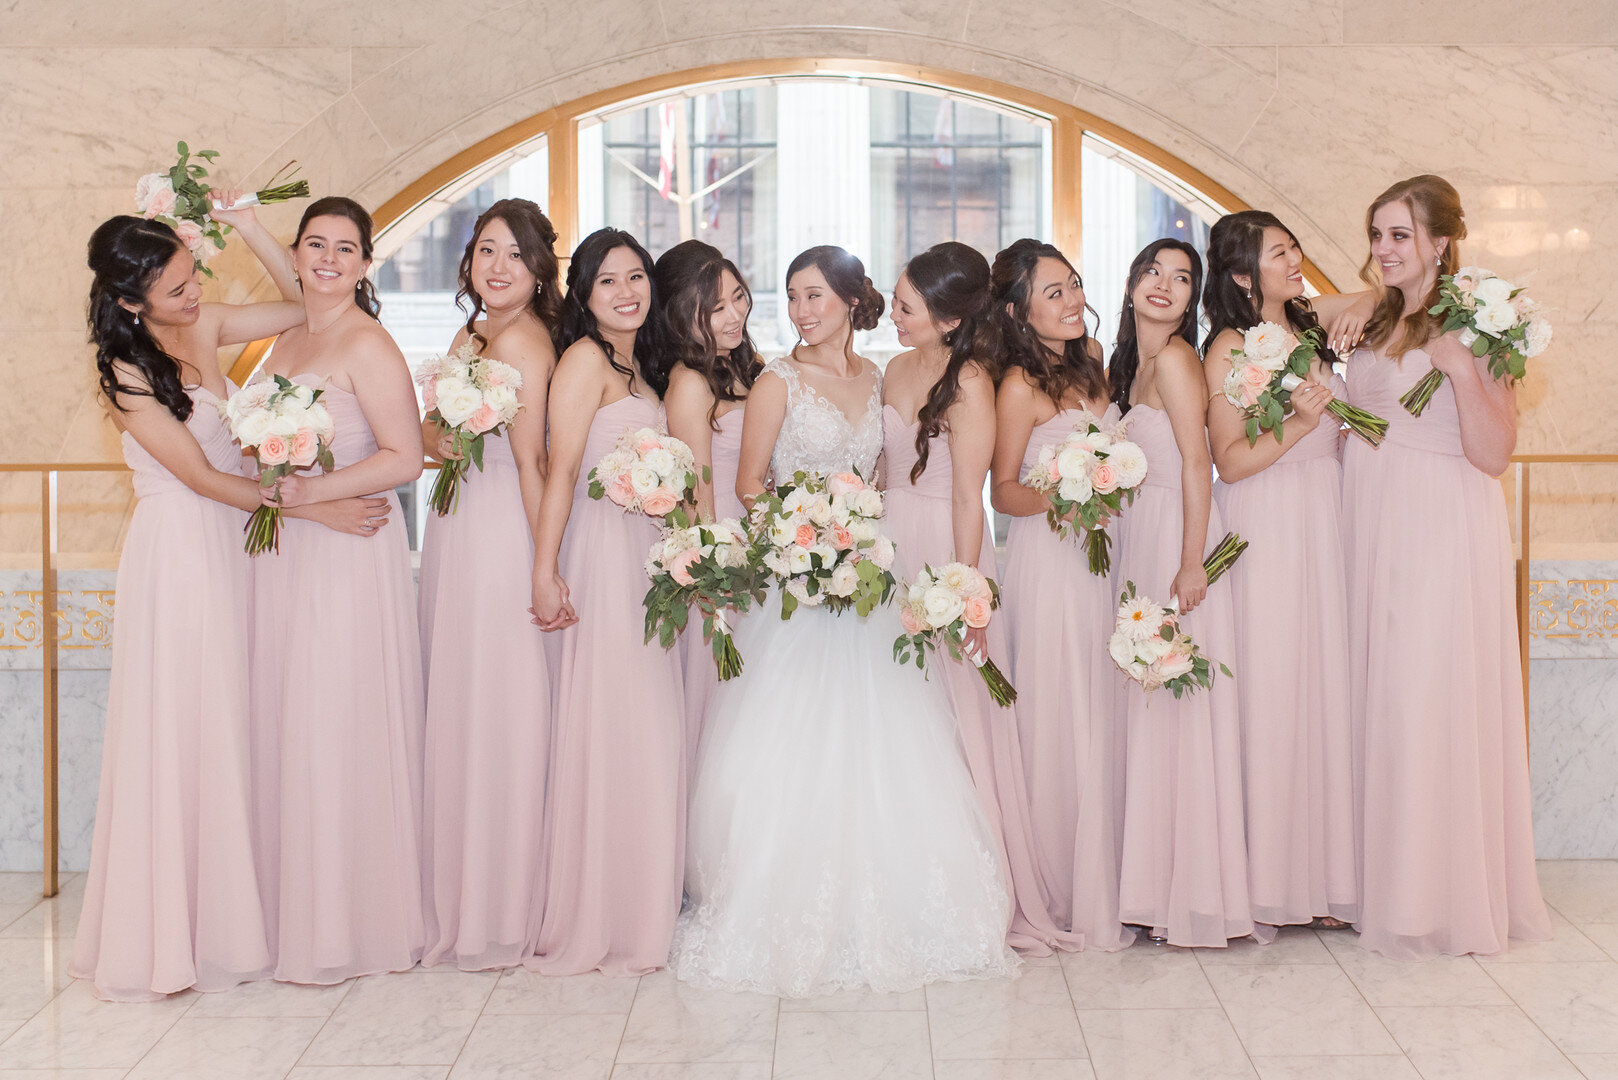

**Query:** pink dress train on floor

left=527, top=393, right=685, bottom=977
left=1111, top=404, right=1253, bottom=947
left=250, top=377, right=427, bottom=984
left=1213, top=372, right=1358, bottom=935
left=881, top=405, right=1085, bottom=956
left=419, top=428, right=551, bottom=970
left=681, top=406, right=745, bottom=770
left=70, top=383, right=272, bottom=1001
left=1342, top=347, right=1550, bottom=960
left=998, top=406, right=1136, bottom=953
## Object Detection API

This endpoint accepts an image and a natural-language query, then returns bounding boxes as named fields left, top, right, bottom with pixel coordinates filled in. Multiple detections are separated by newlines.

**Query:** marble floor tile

left=927, top=968, right=1085, bottom=1060
left=1203, top=964, right=1399, bottom=1056
left=449, top=1012, right=623, bottom=1079
left=0, top=980, right=191, bottom=1068
left=183, top=977, right=352, bottom=1018
left=298, top=970, right=497, bottom=1066
left=1581, top=922, right=1618, bottom=961
left=0, top=878, right=85, bottom=941
left=0, top=907, right=35, bottom=934
left=932, top=1061, right=1096, bottom=1079
left=773, top=1010, right=932, bottom=1080
left=1476, top=906, right=1611, bottom=964
left=1482, top=960, right=1618, bottom=1054
left=482, top=969, right=641, bottom=1015
left=606, top=1067, right=773, bottom=1080
left=287, top=1069, right=451, bottom=1080
left=1059, top=946, right=1218, bottom=1009
left=1248, top=1056, right=1420, bottom=1080
left=614, top=971, right=776, bottom=1064
left=0, top=937, right=73, bottom=1020
left=1077, top=1008, right=1256, bottom=1080
left=1568, top=1053, right=1618, bottom=1079
left=1375, top=1004, right=1583, bottom=1080
left=776, top=984, right=926, bottom=1011
left=1194, top=926, right=1336, bottom=967
left=1321, top=938, right=1513, bottom=1007
left=0, top=1071, right=127, bottom=1079
left=1536, top=861, right=1618, bottom=925
left=125, top=1015, right=324, bottom=1079
left=0, top=876, right=53, bottom=906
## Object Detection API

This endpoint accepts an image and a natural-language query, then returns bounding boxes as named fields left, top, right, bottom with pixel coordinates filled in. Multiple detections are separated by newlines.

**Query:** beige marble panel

left=0, top=188, right=131, bottom=334
left=281, top=0, right=518, bottom=47
left=1343, top=0, right=1618, bottom=44
left=0, top=332, right=100, bottom=462
left=351, top=46, right=421, bottom=87
left=657, top=0, right=973, bottom=40
left=0, top=0, right=289, bottom=46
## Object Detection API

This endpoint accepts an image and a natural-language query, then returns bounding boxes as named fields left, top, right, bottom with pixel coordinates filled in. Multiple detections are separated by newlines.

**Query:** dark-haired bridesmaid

left=989, top=238, right=1133, bottom=951
left=1108, top=239, right=1252, bottom=947
left=250, top=196, right=428, bottom=983
left=71, top=197, right=388, bottom=1001
left=527, top=228, right=684, bottom=976
left=418, top=199, right=561, bottom=970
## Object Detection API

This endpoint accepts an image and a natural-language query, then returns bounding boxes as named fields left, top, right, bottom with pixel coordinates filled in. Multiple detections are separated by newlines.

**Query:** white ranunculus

left=1107, top=441, right=1148, bottom=487
left=234, top=409, right=274, bottom=447
left=1473, top=275, right=1513, bottom=306
left=629, top=465, right=659, bottom=496
left=922, top=584, right=967, bottom=628
left=1474, top=301, right=1517, bottom=336
left=643, top=447, right=674, bottom=476
left=1057, top=472, right=1093, bottom=505
left=1522, top=318, right=1553, bottom=358
left=787, top=546, right=813, bottom=574
left=437, top=383, right=483, bottom=427
left=829, top=561, right=860, bottom=598
left=811, top=543, right=838, bottom=566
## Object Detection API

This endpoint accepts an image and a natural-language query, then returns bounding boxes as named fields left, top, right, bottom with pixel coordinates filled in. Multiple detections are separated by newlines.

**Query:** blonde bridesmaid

left=1342, top=175, right=1550, bottom=959
left=527, top=228, right=684, bottom=976
left=418, top=199, right=560, bottom=970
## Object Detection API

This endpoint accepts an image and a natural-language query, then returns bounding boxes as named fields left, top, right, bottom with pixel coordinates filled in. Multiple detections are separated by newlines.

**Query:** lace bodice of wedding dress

left=763, top=357, right=883, bottom=480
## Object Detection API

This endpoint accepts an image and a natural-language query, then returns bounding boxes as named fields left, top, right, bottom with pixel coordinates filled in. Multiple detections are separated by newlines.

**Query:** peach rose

left=1239, top=362, right=1271, bottom=392
left=669, top=548, right=701, bottom=586
left=826, top=471, right=865, bottom=495
left=607, top=472, right=636, bottom=507
left=258, top=433, right=290, bottom=466
left=795, top=522, right=817, bottom=548
left=963, top=595, right=992, bottom=629
left=830, top=523, right=853, bottom=550
left=467, top=402, right=500, bottom=435
left=900, top=605, right=924, bottom=636
left=288, top=429, right=318, bottom=468
left=642, top=488, right=679, bottom=518
left=1090, top=462, right=1120, bottom=494
left=636, top=433, right=662, bottom=455
left=140, top=181, right=177, bottom=220
left=422, top=380, right=438, bottom=411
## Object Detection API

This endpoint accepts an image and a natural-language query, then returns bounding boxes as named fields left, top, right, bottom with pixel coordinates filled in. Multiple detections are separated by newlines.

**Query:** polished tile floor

left=0, top=861, right=1614, bottom=1079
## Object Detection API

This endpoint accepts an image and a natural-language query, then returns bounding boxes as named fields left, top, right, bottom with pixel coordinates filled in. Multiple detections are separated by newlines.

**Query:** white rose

left=228, top=382, right=275, bottom=421
left=437, top=382, right=483, bottom=427
left=1473, top=275, right=1512, bottom=306
left=629, top=465, right=659, bottom=496
left=853, top=489, right=883, bottom=518
left=306, top=403, right=335, bottom=441
left=849, top=519, right=878, bottom=543
left=1055, top=445, right=1093, bottom=480
left=1082, top=430, right=1112, bottom=452
left=1108, top=632, right=1136, bottom=670
left=807, top=498, right=833, bottom=526
left=268, top=413, right=300, bottom=438
left=1522, top=318, right=1552, bottom=358
left=643, top=447, right=675, bottom=477
left=1158, top=648, right=1196, bottom=681
left=289, top=384, right=316, bottom=409
left=870, top=535, right=896, bottom=571
left=1474, top=301, right=1517, bottom=336
left=234, top=409, right=274, bottom=447
left=907, top=582, right=927, bottom=605
left=486, top=385, right=520, bottom=417
left=922, top=584, right=966, bottom=628
left=1057, top=472, right=1093, bottom=504
left=1106, top=441, right=1148, bottom=488
left=829, top=562, right=860, bottom=598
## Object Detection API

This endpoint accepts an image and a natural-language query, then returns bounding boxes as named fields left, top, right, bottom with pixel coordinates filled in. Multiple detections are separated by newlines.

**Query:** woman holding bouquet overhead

left=249, top=196, right=428, bottom=983
left=418, top=199, right=560, bottom=970
left=526, top=228, right=685, bottom=977
left=1108, top=239, right=1252, bottom=947
left=1342, top=175, right=1549, bottom=959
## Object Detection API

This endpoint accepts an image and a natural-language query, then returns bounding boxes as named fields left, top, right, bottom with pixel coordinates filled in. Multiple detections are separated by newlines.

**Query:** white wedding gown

left=669, top=357, right=1019, bottom=997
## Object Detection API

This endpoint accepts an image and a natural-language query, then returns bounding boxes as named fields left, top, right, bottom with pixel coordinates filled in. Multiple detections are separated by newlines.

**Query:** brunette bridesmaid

left=1108, top=239, right=1253, bottom=947
left=1342, top=175, right=1549, bottom=959
left=251, top=197, right=428, bottom=983
left=656, top=239, right=761, bottom=764
left=988, top=239, right=1132, bottom=952
left=527, top=228, right=684, bottom=976
left=418, top=199, right=561, bottom=970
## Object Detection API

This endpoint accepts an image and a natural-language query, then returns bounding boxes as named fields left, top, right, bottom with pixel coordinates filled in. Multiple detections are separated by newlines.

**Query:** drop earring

left=133, top=311, right=141, bottom=326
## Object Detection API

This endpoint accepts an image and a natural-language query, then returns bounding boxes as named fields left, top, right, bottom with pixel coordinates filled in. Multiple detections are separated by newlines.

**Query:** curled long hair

left=294, top=195, right=381, bottom=318
left=87, top=216, right=194, bottom=421
left=903, top=242, right=1000, bottom=481
left=456, top=198, right=562, bottom=347
left=655, top=239, right=761, bottom=429
left=557, top=228, right=668, bottom=396
left=1108, top=238, right=1204, bottom=414
left=990, top=238, right=1104, bottom=407
left=1202, top=210, right=1336, bottom=364
left=1359, top=174, right=1466, bottom=359
left=785, top=245, right=885, bottom=333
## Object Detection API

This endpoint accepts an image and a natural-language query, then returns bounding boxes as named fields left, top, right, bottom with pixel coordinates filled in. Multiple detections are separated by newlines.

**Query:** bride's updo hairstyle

left=455, top=198, right=562, bottom=347
left=990, top=238, right=1104, bottom=406
left=785, top=245, right=884, bottom=332
left=294, top=195, right=381, bottom=319
left=904, top=241, right=1000, bottom=481
left=655, top=239, right=761, bottom=429
left=1358, top=174, right=1466, bottom=360
left=87, top=215, right=194, bottom=422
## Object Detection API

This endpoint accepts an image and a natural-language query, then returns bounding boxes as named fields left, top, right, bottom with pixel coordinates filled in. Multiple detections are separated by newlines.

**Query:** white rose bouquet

left=746, top=469, right=896, bottom=619
left=218, top=376, right=336, bottom=555
left=1221, top=322, right=1388, bottom=447
left=1023, top=414, right=1148, bottom=575
left=892, top=562, right=1017, bottom=706
left=134, top=141, right=307, bottom=276
left=643, top=517, right=768, bottom=680
left=587, top=427, right=702, bottom=522
left=1109, top=580, right=1232, bottom=698
left=415, top=343, right=525, bottom=515
left=1400, top=267, right=1551, bottom=416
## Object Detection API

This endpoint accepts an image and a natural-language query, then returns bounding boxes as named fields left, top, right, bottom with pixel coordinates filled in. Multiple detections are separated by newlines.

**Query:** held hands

left=262, top=473, right=315, bottom=508
left=530, top=573, right=578, bottom=632
left=1289, top=379, right=1335, bottom=429
left=1325, top=294, right=1374, bottom=355
left=207, top=187, right=257, bottom=230
left=1170, top=561, right=1209, bottom=615
left=300, top=496, right=390, bottom=537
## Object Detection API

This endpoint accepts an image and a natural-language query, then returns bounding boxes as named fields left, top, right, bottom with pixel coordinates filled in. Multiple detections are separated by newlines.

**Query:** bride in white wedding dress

left=670, top=246, right=1019, bottom=997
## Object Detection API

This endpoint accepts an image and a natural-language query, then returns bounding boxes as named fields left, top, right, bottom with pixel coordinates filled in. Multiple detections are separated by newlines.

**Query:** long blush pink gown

left=1213, top=371, right=1358, bottom=936
left=998, top=406, right=1135, bottom=953
left=250, top=377, right=427, bottom=984
left=419, top=427, right=551, bottom=970
left=1342, top=347, right=1550, bottom=960
left=528, top=393, right=685, bottom=976
left=1111, top=404, right=1253, bottom=947
left=680, top=405, right=745, bottom=769
left=71, top=383, right=272, bottom=1001
left=882, top=406, right=1084, bottom=956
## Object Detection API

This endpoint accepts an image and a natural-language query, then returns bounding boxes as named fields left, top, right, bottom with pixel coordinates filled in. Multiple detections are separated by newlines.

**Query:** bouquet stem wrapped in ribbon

left=747, top=469, right=896, bottom=619
left=134, top=142, right=308, bottom=275
left=1221, top=322, right=1388, bottom=447
left=1400, top=267, right=1551, bottom=416
left=1023, top=413, right=1149, bottom=575
left=893, top=562, right=1017, bottom=706
left=415, top=343, right=525, bottom=515
left=218, top=376, right=336, bottom=555
left=1107, top=532, right=1246, bottom=698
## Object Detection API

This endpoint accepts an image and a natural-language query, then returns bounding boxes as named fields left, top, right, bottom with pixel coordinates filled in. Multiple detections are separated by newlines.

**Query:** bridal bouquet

left=1023, top=414, right=1147, bottom=575
left=134, top=141, right=308, bottom=275
left=218, top=376, right=335, bottom=555
left=892, top=562, right=1017, bottom=706
left=588, top=428, right=702, bottom=522
left=1400, top=267, right=1552, bottom=416
left=643, top=517, right=767, bottom=680
left=1107, top=532, right=1246, bottom=698
left=415, top=343, right=524, bottom=515
left=747, top=469, right=895, bottom=619
left=1221, top=322, right=1388, bottom=446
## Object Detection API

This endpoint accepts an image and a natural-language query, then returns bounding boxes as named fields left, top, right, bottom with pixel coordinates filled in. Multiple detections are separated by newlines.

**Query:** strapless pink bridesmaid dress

left=680, top=405, right=745, bottom=770
left=1342, top=347, right=1550, bottom=959
left=71, top=383, right=272, bottom=1001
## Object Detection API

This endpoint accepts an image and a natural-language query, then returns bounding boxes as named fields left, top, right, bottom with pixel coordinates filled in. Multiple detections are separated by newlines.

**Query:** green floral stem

left=1203, top=532, right=1248, bottom=587
left=1400, top=369, right=1446, bottom=417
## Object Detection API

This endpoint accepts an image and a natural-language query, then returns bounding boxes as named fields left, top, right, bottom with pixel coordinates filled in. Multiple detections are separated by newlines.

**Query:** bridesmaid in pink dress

left=1343, top=175, right=1549, bottom=959
left=418, top=200, right=560, bottom=970
left=527, top=229, right=685, bottom=976
left=1202, top=212, right=1368, bottom=938
left=986, top=239, right=1132, bottom=952
left=1108, top=239, right=1253, bottom=947
left=251, top=198, right=429, bottom=983
left=656, top=240, right=761, bottom=766
left=72, top=209, right=386, bottom=1000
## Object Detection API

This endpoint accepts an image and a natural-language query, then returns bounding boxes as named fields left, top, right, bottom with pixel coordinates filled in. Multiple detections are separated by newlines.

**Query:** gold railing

left=4, top=453, right=1616, bottom=898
